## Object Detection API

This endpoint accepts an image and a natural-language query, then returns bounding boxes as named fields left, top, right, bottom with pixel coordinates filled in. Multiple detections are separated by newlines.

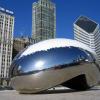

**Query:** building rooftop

left=75, top=16, right=98, bottom=33
left=0, top=7, right=14, bottom=16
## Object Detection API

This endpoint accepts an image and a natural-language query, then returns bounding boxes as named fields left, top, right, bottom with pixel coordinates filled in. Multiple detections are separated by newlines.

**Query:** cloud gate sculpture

left=10, top=38, right=100, bottom=93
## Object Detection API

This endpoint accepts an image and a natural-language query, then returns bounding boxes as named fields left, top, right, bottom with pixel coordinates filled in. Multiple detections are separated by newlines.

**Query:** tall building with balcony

left=74, top=16, right=100, bottom=63
left=32, top=0, right=56, bottom=43
left=0, top=7, right=14, bottom=85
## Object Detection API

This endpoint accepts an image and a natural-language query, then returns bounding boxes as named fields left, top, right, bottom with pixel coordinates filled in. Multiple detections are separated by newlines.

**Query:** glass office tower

left=32, top=0, right=56, bottom=43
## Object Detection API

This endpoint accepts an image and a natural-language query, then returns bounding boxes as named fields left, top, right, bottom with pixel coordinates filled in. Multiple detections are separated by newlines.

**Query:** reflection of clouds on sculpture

left=10, top=38, right=100, bottom=94
left=19, top=38, right=95, bottom=58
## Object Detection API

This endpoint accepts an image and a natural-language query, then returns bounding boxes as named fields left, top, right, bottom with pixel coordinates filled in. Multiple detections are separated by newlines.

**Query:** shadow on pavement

left=37, top=89, right=76, bottom=94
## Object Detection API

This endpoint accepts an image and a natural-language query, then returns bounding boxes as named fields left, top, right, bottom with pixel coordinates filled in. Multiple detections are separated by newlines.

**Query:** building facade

left=74, top=16, right=100, bottom=63
left=0, top=7, right=14, bottom=85
left=13, top=37, right=33, bottom=59
left=32, top=0, right=56, bottom=43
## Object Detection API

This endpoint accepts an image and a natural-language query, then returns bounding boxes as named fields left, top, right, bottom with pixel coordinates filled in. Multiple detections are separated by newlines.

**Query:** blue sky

left=0, top=0, right=100, bottom=39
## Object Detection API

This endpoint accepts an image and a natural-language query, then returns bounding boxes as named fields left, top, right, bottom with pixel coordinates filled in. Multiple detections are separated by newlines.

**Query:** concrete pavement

left=0, top=86, right=100, bottom=100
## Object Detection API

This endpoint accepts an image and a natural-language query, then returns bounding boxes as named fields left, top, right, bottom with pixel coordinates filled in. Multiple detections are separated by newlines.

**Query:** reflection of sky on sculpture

left=14, top=47, right=89, bottom=73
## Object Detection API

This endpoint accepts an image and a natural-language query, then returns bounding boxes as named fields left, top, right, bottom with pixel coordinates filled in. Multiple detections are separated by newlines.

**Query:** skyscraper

left=32, top=0, right=56, bottom=43
left=74, top=16, right=100, bottom=63
left=0, top=7, right=14, bottom=85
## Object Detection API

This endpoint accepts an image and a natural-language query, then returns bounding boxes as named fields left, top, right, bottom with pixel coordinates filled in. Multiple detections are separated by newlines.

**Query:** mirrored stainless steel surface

left=9, top=39, right=100, bottom=93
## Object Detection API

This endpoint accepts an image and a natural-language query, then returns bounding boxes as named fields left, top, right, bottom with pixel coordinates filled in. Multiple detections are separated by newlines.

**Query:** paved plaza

left=0, top=86, right=100, bottom=100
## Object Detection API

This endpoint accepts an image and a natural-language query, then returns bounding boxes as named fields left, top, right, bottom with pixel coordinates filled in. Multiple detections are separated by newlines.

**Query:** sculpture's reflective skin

left=9, top=39, right=100, bottom=93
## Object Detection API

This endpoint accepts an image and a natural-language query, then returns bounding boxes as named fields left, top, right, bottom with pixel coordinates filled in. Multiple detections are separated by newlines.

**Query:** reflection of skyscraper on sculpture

left=0, top=7, right=14, bottom=85
left=32, top=0, right=56, bottom=43
left=74, top=16, right=100, bottom=63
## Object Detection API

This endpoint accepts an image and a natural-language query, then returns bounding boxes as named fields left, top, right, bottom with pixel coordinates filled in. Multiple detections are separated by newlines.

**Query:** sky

left=0, top=0, right=100, bottom=39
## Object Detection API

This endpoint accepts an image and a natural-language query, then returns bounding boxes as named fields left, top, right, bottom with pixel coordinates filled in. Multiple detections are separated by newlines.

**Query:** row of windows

left=0, top=15, right=4, bottom=18
left=36, top=25, right=54, bottom=31
left=0, top=25, right=13, bottom=31
left=1, top=59, right=11, bottom=67
left=35, top=27, right=54, bottom=33
left=75, top=36, right=90, bottom=46
left=36, top=8, right=54, bottom=16
left=0, top=73, right=9, bottom=78
left=39, top=1, right=54, bottom=9
left=35, top=20, right=54, bottom=28
left=74, top=30, right=90, bottom=42
left=0, top=20, right=13, bottom=24
left=1, top=36, right=13, bottom=43
left=74, top=27, right=89, bottom=35
left=0, top=31, right=13, bottom=40
left=1, top=74, right=4, bottom=78
left=2, top=58, right=11, bottom=63
left=36, top=12, right=54, bottom=19
left=1, top=67, right=5, bottom=73
left=0, top=20, right=13, bottom=26
left=74, top=29, right=89, bottom=39
left=2, top=51, right=12, bottom=56
left=35, top=19, right=54, bottom=25
left=0, top=14, right=13, bottom=20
